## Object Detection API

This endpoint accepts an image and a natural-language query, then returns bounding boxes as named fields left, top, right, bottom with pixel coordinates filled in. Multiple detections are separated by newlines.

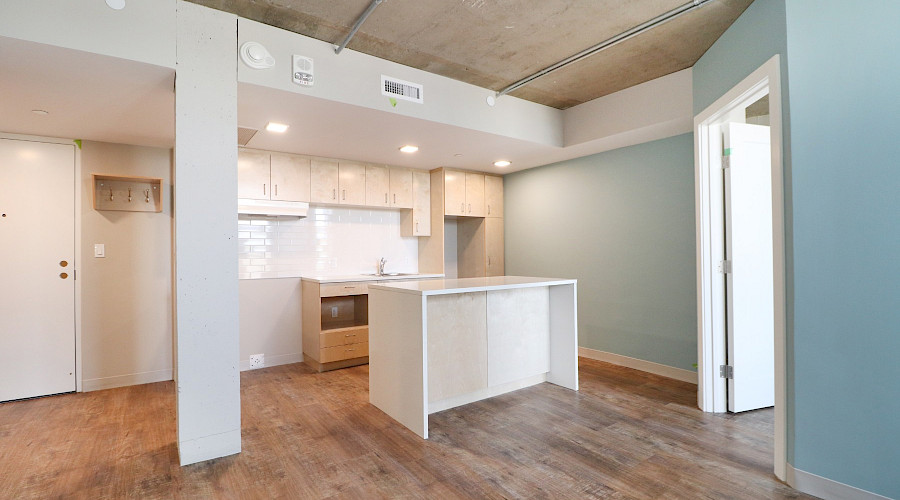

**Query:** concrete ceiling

left=187, top=0, right=753, bottom=109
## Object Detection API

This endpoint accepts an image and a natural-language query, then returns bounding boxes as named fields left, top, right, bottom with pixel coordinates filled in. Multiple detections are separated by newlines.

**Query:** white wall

left=1, top=0, right=176, bottom=68
left=239, top=278, right=303, bottom=370
left=80, top=141, right=173, bottom=391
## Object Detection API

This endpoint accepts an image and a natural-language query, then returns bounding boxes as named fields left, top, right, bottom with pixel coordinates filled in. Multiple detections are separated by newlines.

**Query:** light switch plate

left=94, top=243, right=105, bottom=258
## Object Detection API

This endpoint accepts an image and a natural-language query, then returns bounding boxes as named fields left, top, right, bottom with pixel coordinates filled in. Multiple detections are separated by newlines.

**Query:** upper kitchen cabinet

left=239, top=149, right=311, bottom=202
left=390, top=168, right=413, bottom=209
left=484, top=175, right=503, bottom=218
left=402, top=170, right=431, bottom=237
left=237, top=149, right=271, bottom=200
left=338, top=161, right=366, bottom=205
left=310, top=158, right=339, bottom=204
left=270, top=153, right=310, bottom=202
left=443, top=169, right=486, bottom=217
left=465, top=172, right=486, bottom=217
left=366, top=164, right=390, bottom=207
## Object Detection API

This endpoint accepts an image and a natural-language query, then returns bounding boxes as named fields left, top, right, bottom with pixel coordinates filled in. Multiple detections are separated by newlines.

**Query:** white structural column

left=174, top=2, right=241, bottom=466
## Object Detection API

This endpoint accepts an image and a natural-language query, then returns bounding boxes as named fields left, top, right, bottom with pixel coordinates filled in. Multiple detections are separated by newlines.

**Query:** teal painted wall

left=504, top=134, right=697, bottom=370
left=784, top=1, right=900, bottom=497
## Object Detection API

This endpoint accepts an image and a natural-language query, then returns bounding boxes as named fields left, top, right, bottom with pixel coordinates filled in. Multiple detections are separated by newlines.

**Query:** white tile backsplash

left=238, top=206, right=418, bottom=279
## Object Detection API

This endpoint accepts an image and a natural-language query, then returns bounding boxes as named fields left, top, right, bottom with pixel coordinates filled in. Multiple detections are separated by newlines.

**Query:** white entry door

left=0, top=138, right=76, bottom=402
left=723, top=123, right=775, bottom=413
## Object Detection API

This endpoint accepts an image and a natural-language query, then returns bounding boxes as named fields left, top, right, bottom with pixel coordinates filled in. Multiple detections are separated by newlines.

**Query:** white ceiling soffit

left=0, top=36, right=174, bottom=148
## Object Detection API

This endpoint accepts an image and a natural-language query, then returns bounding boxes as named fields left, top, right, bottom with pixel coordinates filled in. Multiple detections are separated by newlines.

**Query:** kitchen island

left=368, top=276, right=578, bottom=438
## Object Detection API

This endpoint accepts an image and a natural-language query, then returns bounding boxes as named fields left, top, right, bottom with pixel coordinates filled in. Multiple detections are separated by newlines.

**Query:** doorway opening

left=693, top=55, right=786, bottom=480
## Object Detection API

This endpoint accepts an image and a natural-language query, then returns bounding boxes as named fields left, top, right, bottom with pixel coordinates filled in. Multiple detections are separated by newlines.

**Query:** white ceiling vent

left=381, top=75, right=423, bottom=104
left=237, top=127, right=258, bottom=146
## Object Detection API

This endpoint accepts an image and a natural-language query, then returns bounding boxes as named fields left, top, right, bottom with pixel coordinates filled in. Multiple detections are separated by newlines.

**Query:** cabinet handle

left=346, top=348, right=356, bottom=352
left=263, top=184, right=266, bottom=196
left=461, top=202, right=464, bottom=212
left=385, top=193, right=388, bottom=204
left=488, top=256, right=491, bottom=266
left=393, top=193, right=397, bottom=204
left=345, top=334, right=356, bottom=337
left=274, top=184, right=278, bottom=196
left=488, top=205, right=491, bottom=215
left=342, top=189, right=346, bottom=200
left=416, top=221, right=419, bottom=232
left=332, top=188, right=336, bottom=200
left=468, top=203, right=471, bottom=213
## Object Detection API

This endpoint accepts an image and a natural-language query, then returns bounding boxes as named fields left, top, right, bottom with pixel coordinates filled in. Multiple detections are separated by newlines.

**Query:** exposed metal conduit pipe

left=497, top=0, right=714, bottom=97
left=334, top=0, right=386, bottom=55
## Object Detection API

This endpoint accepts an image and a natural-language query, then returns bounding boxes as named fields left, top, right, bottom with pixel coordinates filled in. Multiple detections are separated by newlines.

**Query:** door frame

left=693, top=55, right=786, bottom=480
left=1, top=132, right=83, bottom=393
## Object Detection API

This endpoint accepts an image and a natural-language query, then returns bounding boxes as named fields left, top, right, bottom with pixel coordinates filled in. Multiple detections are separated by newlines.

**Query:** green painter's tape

left=723, top=147, right=732, bottom=156
left=389, top=97, right=397, bottom=108
left=74, top=139, right=82, bottom=150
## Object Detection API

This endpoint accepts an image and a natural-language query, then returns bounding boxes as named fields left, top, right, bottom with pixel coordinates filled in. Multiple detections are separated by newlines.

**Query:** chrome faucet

left=377, top=257, right=387, bottom=276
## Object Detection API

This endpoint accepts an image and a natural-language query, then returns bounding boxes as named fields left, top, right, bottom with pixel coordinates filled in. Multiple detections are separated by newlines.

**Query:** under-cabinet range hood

left=237, top=198, right=309, bottom=217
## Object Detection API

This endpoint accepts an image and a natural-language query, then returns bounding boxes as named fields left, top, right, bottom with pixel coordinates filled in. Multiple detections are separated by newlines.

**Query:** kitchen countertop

left=300, top=273, right=444, bottom=284
left=368, top=276, right=577, bottom=296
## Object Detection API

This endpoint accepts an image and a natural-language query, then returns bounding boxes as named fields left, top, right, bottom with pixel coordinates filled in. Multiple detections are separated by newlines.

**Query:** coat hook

left=109, top=187, right=114, bottom=201
left=128, top=187, right=133, bottom=202
left=144, top=189, right=150, bottom=203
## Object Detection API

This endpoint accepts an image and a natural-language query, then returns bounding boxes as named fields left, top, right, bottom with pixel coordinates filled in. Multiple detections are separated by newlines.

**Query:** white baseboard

left=787, top=464, right=891, bottom=500
left=578, top=347, right=697, bottom=384
left=239, top=352, right=303, bottom=372
left=82, top=368, right=173, bottom=392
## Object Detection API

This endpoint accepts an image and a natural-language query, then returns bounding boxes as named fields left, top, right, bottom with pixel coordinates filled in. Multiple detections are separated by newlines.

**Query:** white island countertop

left=369, top=276, right=576, bottom=296
left=300, top=273, right=444, bottom=284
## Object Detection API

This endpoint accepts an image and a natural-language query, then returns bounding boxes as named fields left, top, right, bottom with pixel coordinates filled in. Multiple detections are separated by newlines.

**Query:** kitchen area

left=237, top=146, right=578, bottom=435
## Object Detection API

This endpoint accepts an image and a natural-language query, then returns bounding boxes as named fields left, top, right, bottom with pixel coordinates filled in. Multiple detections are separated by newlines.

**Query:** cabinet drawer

left=320, top=342, right=368, bottom=363
left=320, top=326, right=368, bottom=348
left=320, top=282, right=368, bottom=297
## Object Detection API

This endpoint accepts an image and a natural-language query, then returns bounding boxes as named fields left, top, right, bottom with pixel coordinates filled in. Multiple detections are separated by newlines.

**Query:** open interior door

left=723, top=123, right=775, bottom=413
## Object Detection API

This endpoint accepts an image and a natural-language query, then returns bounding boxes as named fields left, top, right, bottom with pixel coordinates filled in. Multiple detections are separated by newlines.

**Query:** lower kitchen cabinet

left=301, top=279, right=370, bottom=372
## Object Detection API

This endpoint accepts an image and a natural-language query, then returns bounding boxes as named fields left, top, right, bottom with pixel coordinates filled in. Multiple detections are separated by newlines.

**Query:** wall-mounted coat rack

left=92, top=174, right=163, bottom=212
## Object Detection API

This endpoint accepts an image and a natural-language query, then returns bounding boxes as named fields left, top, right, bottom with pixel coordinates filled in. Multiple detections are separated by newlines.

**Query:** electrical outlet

left=249, top=354, right=264, bottom=369
left=331, top=306, right=338, bottom=318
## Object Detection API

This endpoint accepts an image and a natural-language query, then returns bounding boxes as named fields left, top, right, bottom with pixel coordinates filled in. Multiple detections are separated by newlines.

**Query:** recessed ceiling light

left=399, top=145, right=419, bottom=153
left=265, top=122, right=289, bottom=133
left=494, top=160, right=511, bottom=167
left=31, top=109, right=49, bottom=116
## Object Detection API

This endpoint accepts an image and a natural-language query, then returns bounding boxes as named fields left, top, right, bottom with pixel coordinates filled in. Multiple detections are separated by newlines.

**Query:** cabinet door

left=443, top=169, right=466, bottom=216
left=484, top=174, right=503, bottom=218
left=310, top=158, right=339, bottom=204
left=237, top=149, right=270, bottom=200
left=389, top=167, right=413, bottom=208
left=338, top=161, right=366, bottom=205
left=485, top=217, right=504, bottom=276
left=465, top=172, right=485, bottom=217
left=270, top=153, right=310, bottom=202
left=365, top=164, right=390, bottom=207
left=412, top=170, right=431, bottom=236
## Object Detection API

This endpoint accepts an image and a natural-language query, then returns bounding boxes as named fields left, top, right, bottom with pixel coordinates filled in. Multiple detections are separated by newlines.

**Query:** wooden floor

left=0, top=358, right=813, bottom=499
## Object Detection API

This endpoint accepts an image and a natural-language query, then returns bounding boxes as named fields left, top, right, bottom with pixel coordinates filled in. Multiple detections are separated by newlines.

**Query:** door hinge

left=717, top=260, right=732, bottom=274
left=722, top=155, right=731, bottom=169
left=720, top=365, right=734, bottom=379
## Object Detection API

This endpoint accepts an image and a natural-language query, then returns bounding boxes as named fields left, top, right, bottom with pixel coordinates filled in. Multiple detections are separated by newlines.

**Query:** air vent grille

left=381, top=75, right=423, bottom=104
left=237, top=127, right=258, bottom=146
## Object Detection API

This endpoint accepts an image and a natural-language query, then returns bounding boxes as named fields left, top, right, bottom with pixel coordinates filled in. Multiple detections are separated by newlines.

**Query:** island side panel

left=548, top=283, right=579, bottom=390
left=426, top=292, right=488, bottom=404
left=368, top=288, right=428, bottom=438
left=486, top=287, right=550, bottom=387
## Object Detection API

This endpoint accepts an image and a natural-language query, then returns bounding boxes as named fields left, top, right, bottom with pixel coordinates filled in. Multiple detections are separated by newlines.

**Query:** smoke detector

left=240, top=42, right=275, bottom=69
